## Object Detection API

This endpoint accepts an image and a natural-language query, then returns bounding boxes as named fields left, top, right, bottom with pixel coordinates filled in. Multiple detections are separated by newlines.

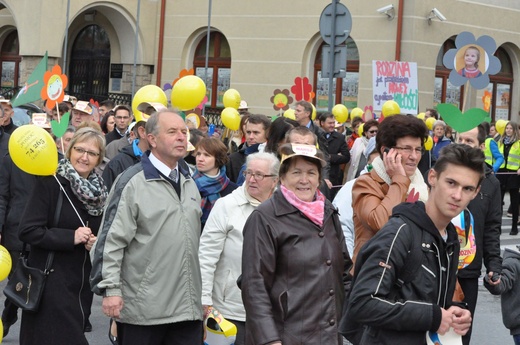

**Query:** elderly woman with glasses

left=240, top=144, right=352, bottom=345
left=347, top=119, right=379, bottom=181
left=198, top=152, right=279, bottom=345
left=17, top=127, right=108, bottom=345
left=351, top=115, right=429, bottom=265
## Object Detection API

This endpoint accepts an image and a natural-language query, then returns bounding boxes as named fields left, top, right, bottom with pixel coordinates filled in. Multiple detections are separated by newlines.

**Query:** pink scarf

left=280, top=185, right=325, bottom=227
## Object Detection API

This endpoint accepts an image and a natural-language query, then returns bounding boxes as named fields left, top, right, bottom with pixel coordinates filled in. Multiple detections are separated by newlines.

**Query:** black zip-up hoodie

left=348, top=201, right=460, bottom=345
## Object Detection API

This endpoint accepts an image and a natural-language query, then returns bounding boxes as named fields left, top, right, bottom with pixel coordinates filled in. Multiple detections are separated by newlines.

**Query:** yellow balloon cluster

left=382, top=100, right=400, bottom=117
left=332, top=104, right=349, bottom=123
left=350, top=107, right=364, bottom=119
left=358, top=123, right=365, bottom=137
left=171, top=75, right=206, bottom=111
left=284, top=109, right=296, bottom=120
left=417, top=113, right=425, bottom=121
left=221, top=107, right=240, bottom=131
left=223, top=89, right=241, bottom=109
left=0, top=246, right=11, bottom=282
left=132, top=85, right=168, bottom=122
left=424, top=136, right=433, bottom=151
left=496, top=119, right=507, bottom=136
left=8, top=125, right=58, bottom=176
left=425, top=117, right=436, bottom=130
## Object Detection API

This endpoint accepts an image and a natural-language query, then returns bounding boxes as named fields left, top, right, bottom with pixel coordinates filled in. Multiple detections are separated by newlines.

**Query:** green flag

left=11, top=51, right=48, bottom=107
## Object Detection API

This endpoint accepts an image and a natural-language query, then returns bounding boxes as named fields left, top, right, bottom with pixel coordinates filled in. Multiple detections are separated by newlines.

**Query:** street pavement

left=0, top=216, right=517, bottom=344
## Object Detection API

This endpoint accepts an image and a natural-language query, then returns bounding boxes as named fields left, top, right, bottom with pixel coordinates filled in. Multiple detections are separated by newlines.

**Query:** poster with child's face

left=455, top=45, right=488, bottom=79
left=442, top=31, right=501, bottom=89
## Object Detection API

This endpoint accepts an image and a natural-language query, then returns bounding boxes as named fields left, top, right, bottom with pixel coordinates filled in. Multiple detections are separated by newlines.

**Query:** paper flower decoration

left=270, top=89, right=293, bottom=111
left=442, top=31, right=501, bottom=90
left=291, top=77, right=313, bottom=101
left=164, top=68, right=195, bottom=91
left=41, top=65, right=68, bottom=109
left=482, top=90, right=492, bottom=112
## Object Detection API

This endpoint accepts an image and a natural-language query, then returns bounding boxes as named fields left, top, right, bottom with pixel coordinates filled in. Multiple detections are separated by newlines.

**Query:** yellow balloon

left=223, top=89, right=241, bottom=109
left=284, top=109, right=295, bottom=120
left=221, top=107, right=241, bottom=131
left=426, top=117, right=436, bottom=130
left=350, top=107, right=364, bottom=119
left=382, top=100, right=400, bottom=117
left=132, top=85, right=168, bottom=122
left=0, top=318, right=3, bottom=343
left=417, top=113, right=425, bottom=121
left=358, top=123, right=365, bottom=137
left=332, top=104, right=349, bottom=123
left=311, top=104, right=317, bottom=120
left=0, top=245, right=11, bottom=282
left=424, top=135, right=433, bottom=151
left=171, top=75, right=206, bottom=111
left=496, top=119, right=507, bottom=136
left=8, top=125, right=58, bottom=176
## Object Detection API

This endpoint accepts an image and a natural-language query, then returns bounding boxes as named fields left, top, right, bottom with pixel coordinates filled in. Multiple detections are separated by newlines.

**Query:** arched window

left=0, top=31, right=20, bottom=89
left=194, top=32, right=231, bottom=108
left=69, top=25, right=111, bottom=101
left=314, top=37, right=359, bottom=111
left=434, top=39, right=513, bottom=120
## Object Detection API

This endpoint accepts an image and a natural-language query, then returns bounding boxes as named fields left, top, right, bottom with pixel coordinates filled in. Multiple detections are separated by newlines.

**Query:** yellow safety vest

left=499, top=141, right=520, bottom=170
left=484, top=138, right=493, bottom=166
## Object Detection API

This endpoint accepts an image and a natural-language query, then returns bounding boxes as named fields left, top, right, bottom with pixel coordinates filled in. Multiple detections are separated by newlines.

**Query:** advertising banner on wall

left=372, top=60, right=418, bottom=115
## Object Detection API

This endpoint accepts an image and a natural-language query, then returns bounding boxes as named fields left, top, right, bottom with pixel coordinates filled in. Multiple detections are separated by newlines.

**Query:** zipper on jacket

left=432, top=242, right=443, bottom=305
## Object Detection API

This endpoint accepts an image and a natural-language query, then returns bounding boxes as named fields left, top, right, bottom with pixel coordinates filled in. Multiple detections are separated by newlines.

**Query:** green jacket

left=90, top=153, right=203, bottom=325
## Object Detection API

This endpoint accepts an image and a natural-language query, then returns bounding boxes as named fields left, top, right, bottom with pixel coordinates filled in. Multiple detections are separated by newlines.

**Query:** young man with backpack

left=341, top=144, right=484, bottom=344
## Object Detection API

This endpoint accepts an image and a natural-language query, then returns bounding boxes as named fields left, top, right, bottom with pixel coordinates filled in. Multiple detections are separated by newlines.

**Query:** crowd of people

left=0, top=94, right=517, bottom=345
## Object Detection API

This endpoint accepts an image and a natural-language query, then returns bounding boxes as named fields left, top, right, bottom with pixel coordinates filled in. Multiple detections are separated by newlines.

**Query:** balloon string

left=56, top=103, right=64, bottom=154
left=53, top=175, right=86, bottom=227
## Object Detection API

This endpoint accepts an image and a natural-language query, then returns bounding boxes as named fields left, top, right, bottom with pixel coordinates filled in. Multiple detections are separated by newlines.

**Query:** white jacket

left=198, top=186, right=256, bottom=321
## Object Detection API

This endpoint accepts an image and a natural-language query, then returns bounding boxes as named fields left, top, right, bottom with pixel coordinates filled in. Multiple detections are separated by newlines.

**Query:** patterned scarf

left=504, top=136, right=513, bottom=145
left=56, top=159, right=108, bottom=216
left=193, top=166, right=230, bottom=224
left=280, top=185, right=325, bottom=227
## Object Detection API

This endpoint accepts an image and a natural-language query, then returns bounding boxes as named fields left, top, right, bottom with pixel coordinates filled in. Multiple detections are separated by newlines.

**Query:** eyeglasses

left=73, top=146, right=100, bottom=158
left=242, top=171, right=276, bottom=181
left=368, top=130, right=378, bottom=134
left=115, top=116, right=130, bottom=120
left=393, top=146, right=423, bottom=155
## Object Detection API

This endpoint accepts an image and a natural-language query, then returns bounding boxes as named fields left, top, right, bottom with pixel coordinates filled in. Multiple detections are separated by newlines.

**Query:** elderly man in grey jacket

left=90, top=110, right=203, bottom=345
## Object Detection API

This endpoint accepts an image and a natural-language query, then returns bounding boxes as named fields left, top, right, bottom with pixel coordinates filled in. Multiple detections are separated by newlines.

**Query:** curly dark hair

left=375, top=115, right=428, bottom=155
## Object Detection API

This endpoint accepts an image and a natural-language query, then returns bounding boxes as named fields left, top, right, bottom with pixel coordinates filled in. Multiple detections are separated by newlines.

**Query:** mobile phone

left=384, top=147, right=390, bottom=154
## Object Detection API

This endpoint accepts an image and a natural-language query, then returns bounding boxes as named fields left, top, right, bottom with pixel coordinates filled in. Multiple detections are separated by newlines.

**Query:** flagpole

left=63, top=0, right=70, bottom=75
left=132, top=0, right=142, bottom=97
left=203, top=0, right=212, bottom=118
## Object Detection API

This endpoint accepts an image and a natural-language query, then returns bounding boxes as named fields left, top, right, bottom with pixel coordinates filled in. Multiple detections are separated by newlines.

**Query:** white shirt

left=148, top=152, right=178, bottom=180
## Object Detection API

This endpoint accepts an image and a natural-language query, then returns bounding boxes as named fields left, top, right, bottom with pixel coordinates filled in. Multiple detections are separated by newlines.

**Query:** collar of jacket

left=270, top=188, right=336, bottom=221
left=141, top=151, right=191, bottom=181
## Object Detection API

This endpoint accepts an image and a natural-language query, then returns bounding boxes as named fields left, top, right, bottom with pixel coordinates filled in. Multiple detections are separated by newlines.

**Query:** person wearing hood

left=345, top=144, right=484, bottom=344
left=102, top=121, right=148, bottom=191
left=351, top=115, right=429, bottom=264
